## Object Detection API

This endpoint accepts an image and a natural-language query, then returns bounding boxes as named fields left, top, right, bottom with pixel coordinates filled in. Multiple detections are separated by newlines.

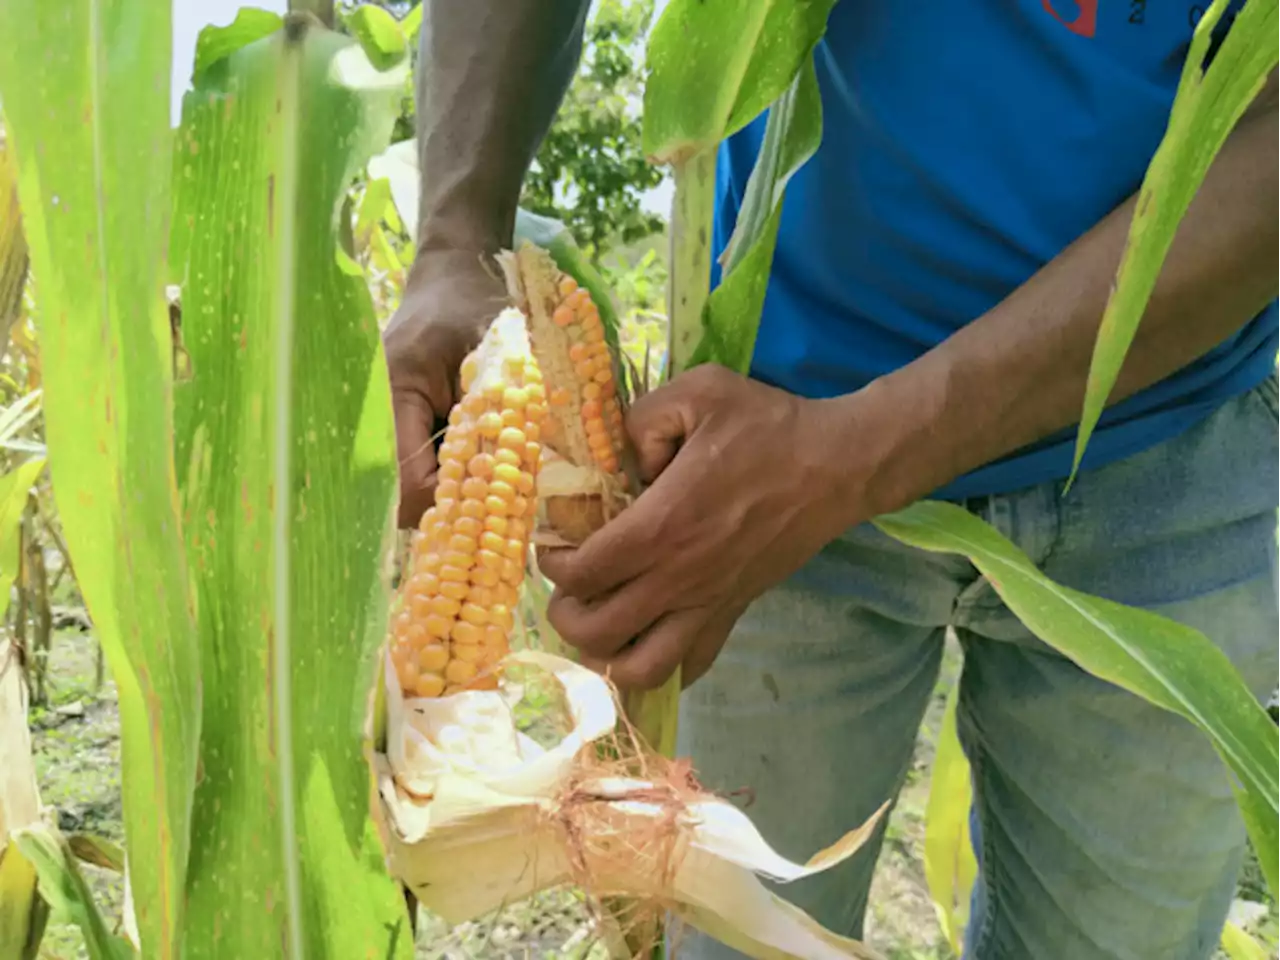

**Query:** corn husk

left=374, top=650, right=886, bottom=960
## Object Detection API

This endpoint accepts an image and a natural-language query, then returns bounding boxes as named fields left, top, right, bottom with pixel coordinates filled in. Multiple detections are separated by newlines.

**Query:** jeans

left=675, top=373, right=1278, bottom=960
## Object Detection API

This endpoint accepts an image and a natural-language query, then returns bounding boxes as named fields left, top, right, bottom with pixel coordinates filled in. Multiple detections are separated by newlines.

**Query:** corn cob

left=389, top=308, right=546, bottom=698
left=498, top=243, right=632, bottom=545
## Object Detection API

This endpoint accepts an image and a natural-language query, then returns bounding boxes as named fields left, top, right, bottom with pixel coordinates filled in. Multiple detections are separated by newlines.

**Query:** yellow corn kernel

left=389, top=308, right=538, bottom=698
left=415, top=672, right=446, bottom=698
left=440, top=580, right=469, bottom=601
left=419, top=644, right=450, bottom=673
left=445, top=659, right=479, bottom=684
left=453, top=643, right=486, bottom=665
left=459, top=602, right=489, bottom=627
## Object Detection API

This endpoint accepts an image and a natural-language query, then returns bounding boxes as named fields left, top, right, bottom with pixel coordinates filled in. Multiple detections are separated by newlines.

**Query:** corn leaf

left=0, top=839, right=48, bottom=960
left=686, top=61, right=821, bottom=376
left=354, top=177, right=393, bottom=252
left=641, top=0, right=836, bottom=165
left=191, top=7, right=283, bottom=83
left=1220, top=920, right=1271, bottom=960
left=170, top=17, right=411, bottom=957
left=0, top=126, right=28, bottom=351
left=345, top=3, right=408, bottom=71
left=66, top=834, right=127, bottom=874
left=875, top=500, right=1280, bottom=896
left=644, top=0, right=837, bottom=374
left=0, top=4, right=203, bottom=956
left=400, top=4, right=423, bottom=43
left=13, top=825, right=132, bottom=960
left=1070, top=0, right=1278, bottom=480
left=922, top=683, right=978, bottom=956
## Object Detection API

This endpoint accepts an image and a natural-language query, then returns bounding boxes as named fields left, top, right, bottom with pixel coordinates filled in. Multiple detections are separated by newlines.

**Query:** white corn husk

left=374, top=650, right=886, bottom=960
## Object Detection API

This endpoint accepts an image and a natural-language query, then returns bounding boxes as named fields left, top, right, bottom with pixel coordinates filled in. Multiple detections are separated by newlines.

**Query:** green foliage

left=170, top=16, right=411, bottom=958
left=1070, top=0, right=1278, bottom=480
left=922, top=686, right=976, bottom=956
left=876, top=501, right=1279, bottom=897
left=345, top=3, right=409, bottom=69
left=0, top=3, right=202, bottom=955
left=643, top=0, right=832, bottom=373
left=642, top=0, right=836, bottom=165
left=520, top=0, right=664, bottom=257
left=13, top=825, right=131, bottom=960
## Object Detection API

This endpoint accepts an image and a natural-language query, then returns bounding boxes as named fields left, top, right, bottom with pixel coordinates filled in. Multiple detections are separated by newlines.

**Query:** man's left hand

left=538, top=364, right=864, bottom=690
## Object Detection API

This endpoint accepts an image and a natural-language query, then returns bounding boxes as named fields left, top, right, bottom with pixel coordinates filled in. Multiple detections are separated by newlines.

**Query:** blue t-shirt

left=711, top=0, right=1278, bottom=500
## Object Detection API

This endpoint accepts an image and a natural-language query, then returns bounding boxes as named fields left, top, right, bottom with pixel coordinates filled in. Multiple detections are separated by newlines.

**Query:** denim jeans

left=674, top=374, right=1278, bottom=960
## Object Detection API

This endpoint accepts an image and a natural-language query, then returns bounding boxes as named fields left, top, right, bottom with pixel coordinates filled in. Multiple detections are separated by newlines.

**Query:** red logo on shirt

left=1042, top=0, right=1098, bottom=36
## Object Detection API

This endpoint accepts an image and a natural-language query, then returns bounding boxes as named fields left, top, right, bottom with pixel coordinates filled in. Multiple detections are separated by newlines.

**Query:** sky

left=171, top=0, right=674, bottom=216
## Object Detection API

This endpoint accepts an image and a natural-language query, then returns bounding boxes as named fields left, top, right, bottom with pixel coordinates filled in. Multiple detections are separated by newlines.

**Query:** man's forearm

left=415, top=0, right=590, bottom=259
left=849, top=72, right=1279, bottom=516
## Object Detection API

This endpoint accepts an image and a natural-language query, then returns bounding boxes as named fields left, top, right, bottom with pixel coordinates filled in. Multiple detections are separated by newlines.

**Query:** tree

left=520, top=0, right=666, bottom=257
left=352, top=0, right=666, bottom=259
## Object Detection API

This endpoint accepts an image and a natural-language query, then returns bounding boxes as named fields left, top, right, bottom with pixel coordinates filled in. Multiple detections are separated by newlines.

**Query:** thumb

left=393, top=388, right=440, bottom=529
left=624, top=378, right=701, bottom=484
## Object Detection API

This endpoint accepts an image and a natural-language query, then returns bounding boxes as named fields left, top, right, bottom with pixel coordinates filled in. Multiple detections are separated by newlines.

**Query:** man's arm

left=854, top=69, right=1279, bottom=518
left=539, top=70, right=1279, bottom=690
left=414, top=0, right=591, bottom=258
left=385, top=1, right=589, bottom=527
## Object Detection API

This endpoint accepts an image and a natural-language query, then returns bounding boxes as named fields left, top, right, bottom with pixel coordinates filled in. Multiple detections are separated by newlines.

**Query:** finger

left=544, top=571, right=674, bottom=660
left=625, top=378, right=699, bottom=483
left=680, top=601, right=744, bottom=688
left=538, top=448, right=701, bottom=598
left=392, top=388, right=440, bottom=529
left=599, top=606, right=708, bottom=691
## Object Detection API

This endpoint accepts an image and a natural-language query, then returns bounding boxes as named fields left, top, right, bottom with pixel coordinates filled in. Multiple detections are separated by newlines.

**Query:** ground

left=27, top=627, right=1276, bottom=959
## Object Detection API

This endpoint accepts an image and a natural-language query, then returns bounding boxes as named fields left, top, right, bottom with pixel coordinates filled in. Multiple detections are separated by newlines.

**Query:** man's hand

left=384, top=250, right=508, bottom=528
left=538, top=365, right=864, bottom=690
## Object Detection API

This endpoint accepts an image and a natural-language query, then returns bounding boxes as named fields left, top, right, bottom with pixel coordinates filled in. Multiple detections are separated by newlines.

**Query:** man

left=384, top=2, right=1278, bottom=957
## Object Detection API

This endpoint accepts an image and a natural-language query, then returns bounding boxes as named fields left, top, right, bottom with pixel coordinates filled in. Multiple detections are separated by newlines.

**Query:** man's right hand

left=383, top=249, right=509, bottom=529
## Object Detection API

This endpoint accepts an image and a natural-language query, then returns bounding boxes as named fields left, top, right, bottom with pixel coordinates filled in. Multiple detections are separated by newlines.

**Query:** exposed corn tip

left=389, top=308, right=543, bottom=698
left=498, top=243, right=632, bottom=545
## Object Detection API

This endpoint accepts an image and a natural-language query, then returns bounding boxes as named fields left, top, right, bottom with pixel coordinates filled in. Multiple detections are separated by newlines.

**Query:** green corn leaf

left=366, top=138, right=418, bottom=242
left=717, top=60, right=821, bottom=278
left=1220, top=919, right=1271, bottom=960
left=170, top=16, right=411, bottom=957
left=922, top=684, right=978, bottom=956
left=354, top=176, right=392, bottom=251
left=641, top=0, right=836, bottom=164
left=0, top=4, right=203, bottom=956
left=1070, top=0, right=1278, bottom=481
left=14, top=824, right=133, bottom=960
left=0, top=841, right=48, bottom=960
left=401, top=4, right=423, bottom=43
left=686, top=60, right=822, bottom=375
left=192, top=7, right=284, bottom=83
left=875, top=500, right=1280, bottom=897
left=0, top=128, right=28, bottom=351
left=345, top=3, right=408, bottom=71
